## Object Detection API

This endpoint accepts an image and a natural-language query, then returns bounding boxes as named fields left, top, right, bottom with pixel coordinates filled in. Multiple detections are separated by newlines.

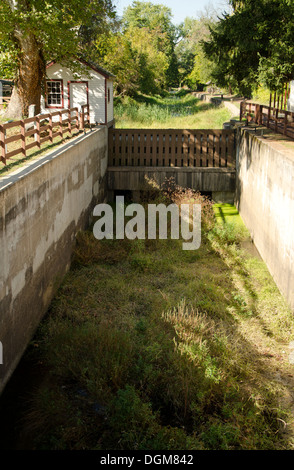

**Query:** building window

left=108, top=88, right=110, bottom=103
left=46, top=80, right=63, bottom=107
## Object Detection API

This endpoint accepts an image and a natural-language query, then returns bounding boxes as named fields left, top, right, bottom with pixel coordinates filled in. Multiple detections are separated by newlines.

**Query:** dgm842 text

left=144, top=455, right=193, bottom=465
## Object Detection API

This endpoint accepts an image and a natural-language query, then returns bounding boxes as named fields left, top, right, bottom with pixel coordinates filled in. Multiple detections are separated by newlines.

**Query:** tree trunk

left=5, top=33, right=45, bottom=119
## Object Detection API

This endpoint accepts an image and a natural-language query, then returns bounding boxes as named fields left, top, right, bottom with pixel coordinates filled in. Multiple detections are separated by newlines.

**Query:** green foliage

left=175, top=10, right=218, bottom=89
left=203, top=0, right=294, bottom=96
left=94, top=1, right=179, bottom=95
left=186, top=45, right=214, bottom=89
left=0, top=0, right=115, bottom=68
left=0, top=39, right=18, bottom=79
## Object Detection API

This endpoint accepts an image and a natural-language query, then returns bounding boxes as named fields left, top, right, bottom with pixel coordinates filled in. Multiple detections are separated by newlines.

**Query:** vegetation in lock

left=6, top=183, right=294, bottom=450
left=114, top=90, right=232, bottom=129
left=1, top=0, right=294, bottom=453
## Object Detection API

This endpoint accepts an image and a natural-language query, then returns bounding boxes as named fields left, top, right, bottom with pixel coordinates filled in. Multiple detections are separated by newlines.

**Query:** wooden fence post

left=80, top=106, right=85, bottom=130
left=20, top=120, right=26, bottom=157
left=259, top=105, right=263, bottom=125
left=59, top=111, right=63, bottom=138
left=49, top=114, right=53, bottom=143
left=284, top=111, right=288, bottom=136
left=240, top=102, right=243, bottom=121
left=267, top=106, right=271, bottom=128
left=254, top=104, right=260, bottom=124
left=0, top=124, right=6, bottom=164
left=67, top=109, right=71, bottom=135
left=275, top=109, right=278, bottom=132
left=35, top=115, right=40, bottom=149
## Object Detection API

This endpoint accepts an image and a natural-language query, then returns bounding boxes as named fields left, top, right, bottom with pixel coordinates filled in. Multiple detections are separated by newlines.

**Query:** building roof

left=46, top=58, right=115, bottom=80
left=0, top=79, right=13, bottom=85
left=78, top=58, right=115, bottom=80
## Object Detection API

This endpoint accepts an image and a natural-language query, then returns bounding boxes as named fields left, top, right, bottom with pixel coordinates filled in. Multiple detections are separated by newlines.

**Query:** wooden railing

left=108, top=129, right=236, bottom=169
left=240, top=101, right=294, bottom=139
left=80, top=104, right=90, bottom=129
left=0, top=106, right=91, bottom=165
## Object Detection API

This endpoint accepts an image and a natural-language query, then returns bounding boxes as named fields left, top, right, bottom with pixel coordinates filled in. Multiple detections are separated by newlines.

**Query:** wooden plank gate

left=108, top=129, right=236, bottom=169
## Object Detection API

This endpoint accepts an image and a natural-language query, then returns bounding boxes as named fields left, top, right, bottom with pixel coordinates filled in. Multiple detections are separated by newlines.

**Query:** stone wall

left=0, top=128, right=108, bottom=394
left=235, top=128, right=294, bottom=310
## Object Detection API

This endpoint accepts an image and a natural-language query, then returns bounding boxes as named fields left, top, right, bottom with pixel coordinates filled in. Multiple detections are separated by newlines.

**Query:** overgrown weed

left=114, top=92, right=231, bottom=129
left=16, top=180, right=294, bottom=450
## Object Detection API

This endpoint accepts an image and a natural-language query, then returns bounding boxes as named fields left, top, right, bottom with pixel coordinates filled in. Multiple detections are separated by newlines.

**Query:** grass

left=114, top=91, right=232, bottom=129
left=6, top=185, right=294, bottom=451
left=0, top=127, right=88, bottom=176
left=1, top=91, right=293, bottom=451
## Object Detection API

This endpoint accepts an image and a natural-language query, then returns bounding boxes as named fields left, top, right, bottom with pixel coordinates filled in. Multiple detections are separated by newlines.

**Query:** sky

left=114, top=0, right=229, bottom=25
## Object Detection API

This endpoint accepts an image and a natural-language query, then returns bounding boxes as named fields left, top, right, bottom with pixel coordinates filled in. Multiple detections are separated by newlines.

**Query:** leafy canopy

left=203, top=0, right=294, bottom=95
left=0, top=0, right=115, bottom=76
left=94, top=1, right=180, bottom=95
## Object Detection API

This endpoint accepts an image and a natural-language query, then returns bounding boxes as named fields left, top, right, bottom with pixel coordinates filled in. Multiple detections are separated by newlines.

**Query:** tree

left=94, top=32, right=140, bottom=96
left=93, top=1, right=182, bottom=96
left=187, top=45, right=214, bottom=89
left=175, top=9, right=217, bottom=89
left=203, top=0, right=294, bottom=96
left=0, top=0, right=115, bottom=117
left=95, top=24, right=170, bottom=96
left=122, top=1, right=180, bottom=90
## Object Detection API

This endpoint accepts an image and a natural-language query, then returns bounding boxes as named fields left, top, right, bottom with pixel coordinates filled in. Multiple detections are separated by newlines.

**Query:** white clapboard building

left=41, top=58, right=115, bottom=126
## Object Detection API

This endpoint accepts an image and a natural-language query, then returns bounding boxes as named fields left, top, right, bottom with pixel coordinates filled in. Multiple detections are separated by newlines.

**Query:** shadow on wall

left=235, top=127, right=294, bottom=311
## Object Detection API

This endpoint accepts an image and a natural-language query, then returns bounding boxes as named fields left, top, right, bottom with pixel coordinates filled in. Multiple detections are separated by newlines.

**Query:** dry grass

left=5, top=187, right=294, bottom=451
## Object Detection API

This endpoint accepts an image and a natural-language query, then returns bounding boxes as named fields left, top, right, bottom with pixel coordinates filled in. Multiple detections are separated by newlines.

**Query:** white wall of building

left=41, top=62, right=114, bottom=124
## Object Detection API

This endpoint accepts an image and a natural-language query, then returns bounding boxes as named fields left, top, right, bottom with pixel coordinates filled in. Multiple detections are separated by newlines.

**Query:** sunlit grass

left=115, top=92, right=232, bottom=129
left=0, top=128, right=86, bottom=176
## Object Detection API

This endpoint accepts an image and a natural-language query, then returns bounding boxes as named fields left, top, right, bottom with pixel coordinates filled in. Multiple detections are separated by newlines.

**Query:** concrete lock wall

left=0, top=128, right=108, bottom=394
left=107, top=167, right=236, bottom=204
left=235, top=128, right=294, bottom=310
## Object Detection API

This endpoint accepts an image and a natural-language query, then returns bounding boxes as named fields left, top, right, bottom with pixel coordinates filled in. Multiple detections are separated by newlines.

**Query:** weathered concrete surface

left=108, top=167, right=236, bottom=200
left=0, top=128, right=108, bottom=394
left=235, top=128, right=294, bottom=310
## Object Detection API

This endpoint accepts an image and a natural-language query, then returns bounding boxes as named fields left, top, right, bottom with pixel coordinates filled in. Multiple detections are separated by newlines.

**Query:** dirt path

left=222, top=99, right=240, bottom=117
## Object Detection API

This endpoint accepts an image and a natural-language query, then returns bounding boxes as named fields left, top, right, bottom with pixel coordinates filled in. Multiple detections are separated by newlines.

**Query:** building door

left=69, top=81, right=88, bottom=112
